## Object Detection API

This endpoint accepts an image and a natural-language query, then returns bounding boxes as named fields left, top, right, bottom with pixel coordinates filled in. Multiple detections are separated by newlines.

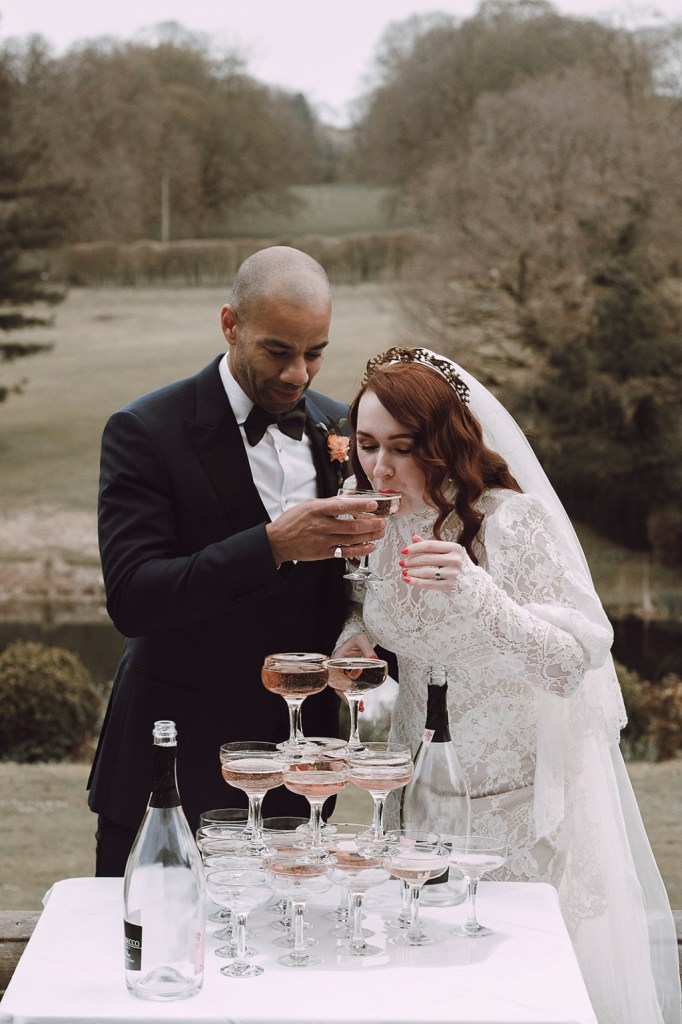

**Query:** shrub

left=0, top=640, right=101, bottom=763
left=618, top=659, right=682, bottom=761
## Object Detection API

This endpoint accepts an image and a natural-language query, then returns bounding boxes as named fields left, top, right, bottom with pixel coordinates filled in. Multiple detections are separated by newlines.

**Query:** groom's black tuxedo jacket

left=88, top=355, right=349, bottom=833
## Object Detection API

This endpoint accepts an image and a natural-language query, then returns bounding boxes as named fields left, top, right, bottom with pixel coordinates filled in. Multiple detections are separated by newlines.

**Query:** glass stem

left=308, top=798, right=324, bottom=854
left=217, top=908, right=233, bottom=938
left=286, top=699, right=305, bottom=744
left=464, top=875, right=480, bottom=932
left=350, top=892, right=365, bottom=951
left=337, top=889, right=349, bottom=920
left=248, top=793, right=264, bottom=840
left=291, top=901, right=307, bottom=957
left=407, top=883, right=422, bottom=942
left=347, top=695, right=362, bottom=746
left=398, top=878, right=410, bottom=925
left=234, top=911, right=248, bottom=960
left=370, top=795, right=385, bottom=838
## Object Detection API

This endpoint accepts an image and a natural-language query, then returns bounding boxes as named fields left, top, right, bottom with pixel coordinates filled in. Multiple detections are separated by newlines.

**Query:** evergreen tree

left=0, top=51, right=71, bottom=402
left=519, top=194, right=682, bottom=554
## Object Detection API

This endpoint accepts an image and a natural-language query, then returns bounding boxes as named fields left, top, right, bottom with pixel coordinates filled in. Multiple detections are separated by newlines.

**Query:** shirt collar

left=219, top=353, right=253, bottom=425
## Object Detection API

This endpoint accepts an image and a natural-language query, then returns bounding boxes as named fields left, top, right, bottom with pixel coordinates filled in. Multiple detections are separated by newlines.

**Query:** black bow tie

left=243, top=401, right=307, bottom=446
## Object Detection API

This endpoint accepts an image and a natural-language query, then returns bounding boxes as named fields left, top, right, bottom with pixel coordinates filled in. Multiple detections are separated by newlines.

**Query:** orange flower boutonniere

left=317, top=418, right=350, bottom=464
left=328, top=433, right=350, bottom=464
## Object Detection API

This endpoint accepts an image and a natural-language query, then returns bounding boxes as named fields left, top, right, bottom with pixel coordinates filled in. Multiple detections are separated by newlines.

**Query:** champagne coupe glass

left=202, top=852, right=263, bottom=947
left=264, top=854, right=334, bottom=968
left=323, top=822, right=375, bottom=928
left=196, top=824, right=250, bottom=849
left=292, top=739, right=346, bottom=841
left=299, top=736, right=348, bottom=755
left=261, top=818, right=310, bottom=928
left=336, top=487, right=401, bottom=583
left=348, top=742, right=413, bottom=844
left=282, top=756, right=350, bottom=862
left=324, top=656, right=388, bottom=750
left=196, top=822, right=251, bottom=925
left=263, top=816, right=309, bottom=833
left=381, top=829, right=440, bottom=930
left=329, top=841, right=390, bottom=956
left=219, top=741, right=287, bottom=852
left=261, top=653, right=328, bottom=756
left=199, top=808, right=248, bottom=830
left=447, top=835, right=507, bottom=938
left=262, top=817, right=311, bottom=856
left=384, top=831, right=450, bottom=947
left=205, top=867, right=272, bottom=977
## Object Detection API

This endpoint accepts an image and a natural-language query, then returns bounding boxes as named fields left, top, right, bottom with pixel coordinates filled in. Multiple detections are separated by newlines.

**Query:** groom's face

left=222, top=293, right=331, bottom=414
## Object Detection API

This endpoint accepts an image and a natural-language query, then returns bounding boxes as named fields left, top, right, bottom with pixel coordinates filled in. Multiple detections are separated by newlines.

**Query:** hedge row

left=59, top=230, right=425, bottom=287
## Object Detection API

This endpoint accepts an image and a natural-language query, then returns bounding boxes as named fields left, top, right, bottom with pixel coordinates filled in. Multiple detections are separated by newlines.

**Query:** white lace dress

left=338, top=487, right=681, bottom=1024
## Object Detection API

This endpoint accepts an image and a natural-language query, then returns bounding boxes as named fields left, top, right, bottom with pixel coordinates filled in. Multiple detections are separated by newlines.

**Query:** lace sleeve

left=451, top=492, right=613, bottom=698
left=335, top=599, right=368, bottom=650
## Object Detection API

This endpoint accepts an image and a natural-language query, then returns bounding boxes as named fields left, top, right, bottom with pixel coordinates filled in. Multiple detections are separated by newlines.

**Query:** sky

left=0, top=0, right=679, bottom=126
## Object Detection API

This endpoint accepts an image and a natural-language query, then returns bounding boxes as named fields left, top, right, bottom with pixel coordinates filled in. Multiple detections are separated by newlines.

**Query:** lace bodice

left=338, top=489, right=614, bottom=889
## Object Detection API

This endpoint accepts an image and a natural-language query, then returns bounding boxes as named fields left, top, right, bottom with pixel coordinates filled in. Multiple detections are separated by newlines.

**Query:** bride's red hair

left=348, top=361, right=521, bottom=561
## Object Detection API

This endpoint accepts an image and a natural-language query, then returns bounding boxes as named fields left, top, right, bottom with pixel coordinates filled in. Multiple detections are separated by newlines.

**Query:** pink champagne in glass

left=261, top=653, right=328, bottom=756
left=324, top=656, right=387, bottom=750
left=219, top=741, right=286, bottom=852
left=283, top=757, right=350, bottom=862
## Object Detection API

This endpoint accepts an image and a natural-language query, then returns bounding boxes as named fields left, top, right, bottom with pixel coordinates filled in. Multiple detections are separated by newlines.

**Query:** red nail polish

left=359, top=701, right=365, bottom=713
left=399, top=560, right=405, bottom=567
left=404, top=575, right=411, bottom=582
left=401, top=548, right=408, bottom=555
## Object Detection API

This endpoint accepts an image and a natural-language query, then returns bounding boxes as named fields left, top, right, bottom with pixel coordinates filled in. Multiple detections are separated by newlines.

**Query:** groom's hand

left=266, top=495, right=385, bottom=565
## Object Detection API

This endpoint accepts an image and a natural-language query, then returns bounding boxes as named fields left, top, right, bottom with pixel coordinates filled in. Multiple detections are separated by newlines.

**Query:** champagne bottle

left=400, top=665, right=471, bottom=906
left=124, top=720, right=206, bottom=1000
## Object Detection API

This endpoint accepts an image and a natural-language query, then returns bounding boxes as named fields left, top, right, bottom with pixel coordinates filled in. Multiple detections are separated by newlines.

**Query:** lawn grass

left=218, top=183, right=418, bottom=239
left=0, top=283, right=399, bottom=511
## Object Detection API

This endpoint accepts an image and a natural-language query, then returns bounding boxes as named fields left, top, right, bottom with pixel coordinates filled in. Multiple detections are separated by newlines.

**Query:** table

left=0, top=877, right=597, bottom=1024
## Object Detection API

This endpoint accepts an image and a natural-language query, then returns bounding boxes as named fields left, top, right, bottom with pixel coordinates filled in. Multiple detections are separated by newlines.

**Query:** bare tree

left=1, top=29, right=334, bottom=242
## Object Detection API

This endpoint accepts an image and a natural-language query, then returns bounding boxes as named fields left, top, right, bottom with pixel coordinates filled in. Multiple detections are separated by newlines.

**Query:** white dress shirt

left=219, top=354, right=318, bottom=523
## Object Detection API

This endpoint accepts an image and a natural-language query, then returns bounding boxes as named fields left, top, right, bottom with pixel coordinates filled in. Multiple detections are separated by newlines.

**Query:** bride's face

left=355, top=391, right=427, bottom=514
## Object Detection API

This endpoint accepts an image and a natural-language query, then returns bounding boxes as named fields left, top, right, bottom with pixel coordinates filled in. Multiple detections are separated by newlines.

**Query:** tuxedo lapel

left=304, top=393, right=350, bottom=497
left=183, top=358, right=270, bottom=532
left=307, top=417, right=343, bottom=497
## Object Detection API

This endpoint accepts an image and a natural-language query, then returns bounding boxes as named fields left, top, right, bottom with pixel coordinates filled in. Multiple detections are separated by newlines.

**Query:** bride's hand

left=330, top=633, right=376, bottom=709
left=399, top=533, right=463, bottom=593
left=332, top=632, right=376, bottom=660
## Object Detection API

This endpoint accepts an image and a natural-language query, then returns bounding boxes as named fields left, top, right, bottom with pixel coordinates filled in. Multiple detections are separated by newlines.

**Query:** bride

left=334, top=346, right=681, bottom=1024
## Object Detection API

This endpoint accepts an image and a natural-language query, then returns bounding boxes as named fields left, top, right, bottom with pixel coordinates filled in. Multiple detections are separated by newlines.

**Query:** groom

left=88, top=245, right=385, bottom=874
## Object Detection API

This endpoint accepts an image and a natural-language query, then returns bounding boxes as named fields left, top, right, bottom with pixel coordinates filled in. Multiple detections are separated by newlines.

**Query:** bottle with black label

left=124, top=720, right=205, bottom=1000
left=400, top=665, right=471, bottom=906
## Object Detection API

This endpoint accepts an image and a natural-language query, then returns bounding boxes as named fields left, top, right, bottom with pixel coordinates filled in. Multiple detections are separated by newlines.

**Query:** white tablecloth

left=0, top=877, right=597, bottom=1024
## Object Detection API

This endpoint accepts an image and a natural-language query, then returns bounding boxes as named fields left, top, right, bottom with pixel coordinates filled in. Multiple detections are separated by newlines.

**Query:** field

left=0, top=283, right=401, bottom=512
left=219, top=183, right=418, bottom=239
left=0, top=282, right=681, bottom=914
